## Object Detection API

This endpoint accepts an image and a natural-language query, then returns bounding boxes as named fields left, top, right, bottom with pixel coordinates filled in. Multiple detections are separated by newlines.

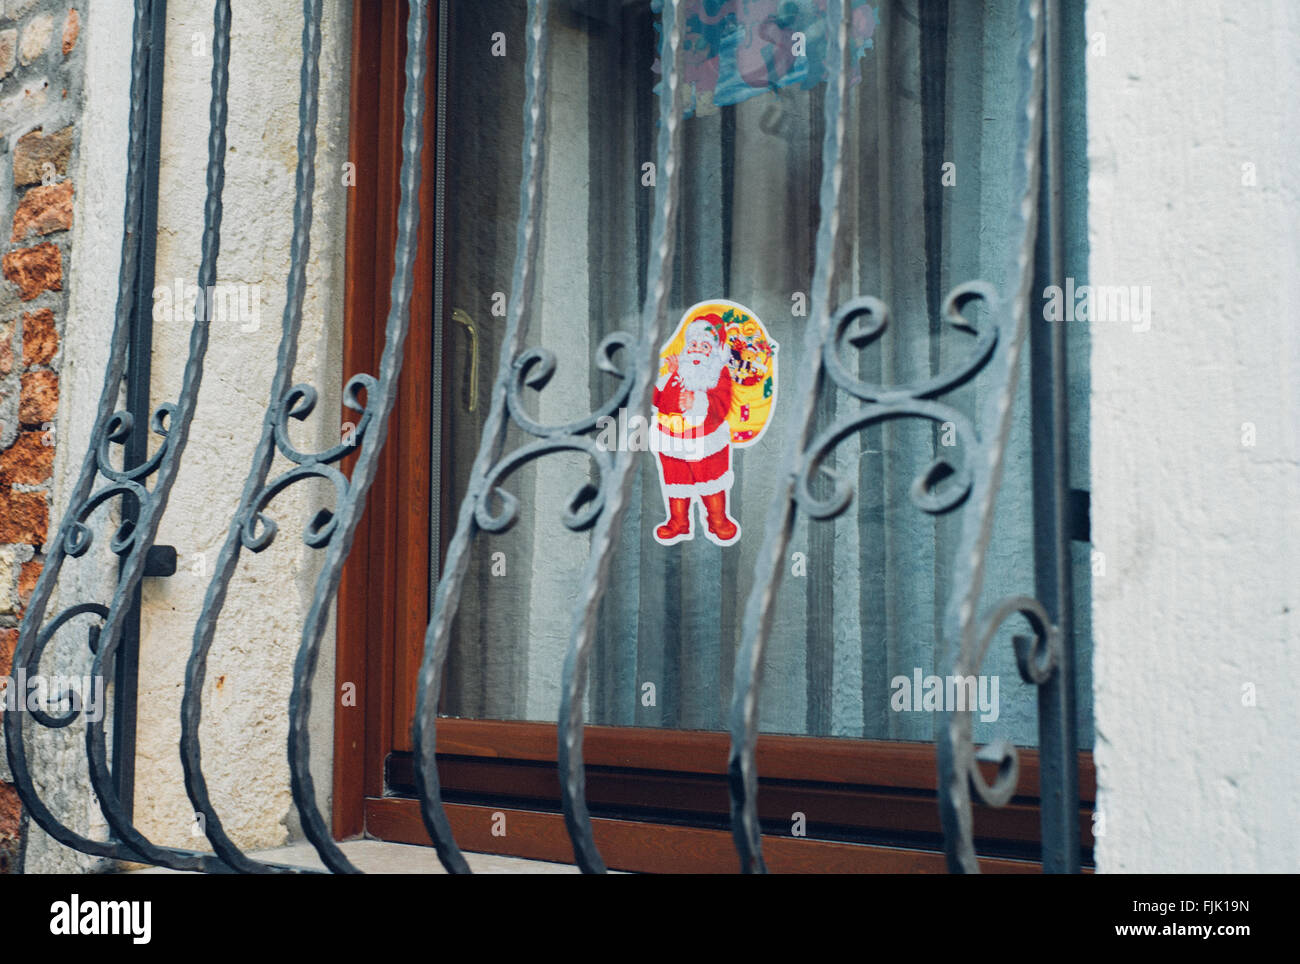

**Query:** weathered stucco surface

left=1088, top=0, right=1300, bottom=871
left=21, top=0, right=353, bottom=870
left=134, top=0, right=352, bottom=855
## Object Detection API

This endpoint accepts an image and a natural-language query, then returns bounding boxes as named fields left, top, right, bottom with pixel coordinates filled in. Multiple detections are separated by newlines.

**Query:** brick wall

left=0, top=0, right=82, bottom=874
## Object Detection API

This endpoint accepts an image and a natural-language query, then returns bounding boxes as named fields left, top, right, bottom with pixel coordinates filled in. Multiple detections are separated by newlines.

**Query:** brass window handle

left=451, top=308, right=478, bottom=412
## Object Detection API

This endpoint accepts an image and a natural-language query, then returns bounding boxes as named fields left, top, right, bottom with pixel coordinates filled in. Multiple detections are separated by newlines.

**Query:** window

left=338, top=0, right=1093, bottom=872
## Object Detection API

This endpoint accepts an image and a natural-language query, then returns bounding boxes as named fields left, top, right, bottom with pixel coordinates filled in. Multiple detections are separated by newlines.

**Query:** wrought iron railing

left=4, top=0, right=1077, bottom=874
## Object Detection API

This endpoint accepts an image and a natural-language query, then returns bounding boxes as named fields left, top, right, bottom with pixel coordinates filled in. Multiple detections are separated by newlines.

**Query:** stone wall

left=0, top=0, right=83, bottom=874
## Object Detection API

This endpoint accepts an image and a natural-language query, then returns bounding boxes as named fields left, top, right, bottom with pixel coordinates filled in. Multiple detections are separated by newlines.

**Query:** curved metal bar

left=277, top=0, right=429, bottom=876
left=951, top=595, right=1059, bottom=812
left=23, top=605, right=109, bottom=729
left=244, top=462, right=351, bottom=552
left=5, top=605, right=134, bottom=863
left=464, top=332, right=637, bottom=538
left=794, top=400, right=979, bottom=521
left=75, top=0, right=235, bottom=873
left=3, top=0, right=171, bottom=868
left=93, top=404, right=175, bottom=484
left=951, top=595, right=1059, bottom=811
left=64, top=479, right=150, bottom=558
left=935, top=0, right=1047, bottom=873
left=182, top=0, right=342, bottom=874
left=506, top=331, right=636, bottom=439
left=475, top=437, right=615, bottom=536
left=722, top=0, right=1049, bottom=876
left=725, top=0, right=854, bottom=875
left=413, top=0, right=551, bottom=875
left=553, top=0, right=685, bottom=877
left=272, top=373, right=377, bottom=467
left=978, top=594, right=1057, bottom=687
left=801, top=285, right=1002, bottom=522
left=823, top=283, right=998, bottom=404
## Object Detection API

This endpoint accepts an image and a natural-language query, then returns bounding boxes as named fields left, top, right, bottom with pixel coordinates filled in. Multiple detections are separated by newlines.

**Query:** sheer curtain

left=441, top=0, right=1086, bottom=749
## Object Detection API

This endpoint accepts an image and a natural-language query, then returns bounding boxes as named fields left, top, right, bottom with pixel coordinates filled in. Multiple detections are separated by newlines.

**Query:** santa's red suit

left=650, top=363, right=740, bottom=545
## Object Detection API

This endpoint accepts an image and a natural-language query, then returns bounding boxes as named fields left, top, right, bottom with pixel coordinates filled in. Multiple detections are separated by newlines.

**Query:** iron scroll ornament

left=474, top=335, right=638, bottom=536
left=725, top=0, right=1058, bottom=874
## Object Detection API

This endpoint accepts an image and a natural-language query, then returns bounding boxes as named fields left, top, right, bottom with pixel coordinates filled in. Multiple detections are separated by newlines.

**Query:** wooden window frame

left=333, top=0, right=1094, bottom=874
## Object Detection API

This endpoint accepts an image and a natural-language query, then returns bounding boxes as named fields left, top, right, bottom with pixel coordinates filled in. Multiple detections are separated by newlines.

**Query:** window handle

left=451, top=308, right=478, bottom=412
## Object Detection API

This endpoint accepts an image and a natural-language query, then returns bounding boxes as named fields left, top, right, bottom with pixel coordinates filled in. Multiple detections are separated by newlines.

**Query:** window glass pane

left=438, top=0, right=1091, bottom=748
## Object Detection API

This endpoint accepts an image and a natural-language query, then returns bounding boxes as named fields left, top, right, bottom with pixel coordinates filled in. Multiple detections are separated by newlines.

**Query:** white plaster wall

left=1088, top=0, right=1300, bottom=871
left=134, top=0, right=353, bottom=853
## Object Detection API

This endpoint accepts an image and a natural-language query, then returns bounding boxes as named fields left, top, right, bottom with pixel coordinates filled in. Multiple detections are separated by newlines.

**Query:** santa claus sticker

left=649, top=300, right=778, bottom=547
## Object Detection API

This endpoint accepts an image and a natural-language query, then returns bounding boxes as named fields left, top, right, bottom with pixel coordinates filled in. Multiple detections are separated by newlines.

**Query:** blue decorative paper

left=653, top=0, right=877, bottom=118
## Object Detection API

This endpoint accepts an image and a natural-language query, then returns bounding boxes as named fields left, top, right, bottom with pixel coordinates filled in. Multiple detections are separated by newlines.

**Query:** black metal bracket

left=142, top=545, right=177, bottom=577
left=1069, top=488, right=1090, bottom=544
left=113, top=0, right=168, bottom=829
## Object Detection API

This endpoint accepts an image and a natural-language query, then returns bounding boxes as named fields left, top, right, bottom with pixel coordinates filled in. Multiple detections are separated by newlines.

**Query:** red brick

left=0, top=627, right=14, bottom=678
left=62, top=9, right=79, bottom=57
left=2, top=243, right=61, bottom=301
left=18, top=371, right=56, bottom=424
left=0, top=781, right=19, bottom=844
left=17, top=557, right=41, bottom=607
left=19, top=308, right=56, bottom=367
left=0, top=488, right=46, bottom=544
left=0, top=432, right=52, bottom=484
left=11, top=181, right=73, bottom=241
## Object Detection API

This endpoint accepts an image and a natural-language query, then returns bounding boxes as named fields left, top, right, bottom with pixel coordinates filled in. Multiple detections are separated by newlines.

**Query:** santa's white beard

left=678, top=345, right=727, bottom=392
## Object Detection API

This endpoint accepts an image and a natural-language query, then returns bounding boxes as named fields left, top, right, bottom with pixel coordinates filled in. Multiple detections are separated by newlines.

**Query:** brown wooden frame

left=333, top=0, right=1094, bottom=873
left=368, top=719, right=1093, bottom=872
left=334, top=0, right=438, bottom=840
